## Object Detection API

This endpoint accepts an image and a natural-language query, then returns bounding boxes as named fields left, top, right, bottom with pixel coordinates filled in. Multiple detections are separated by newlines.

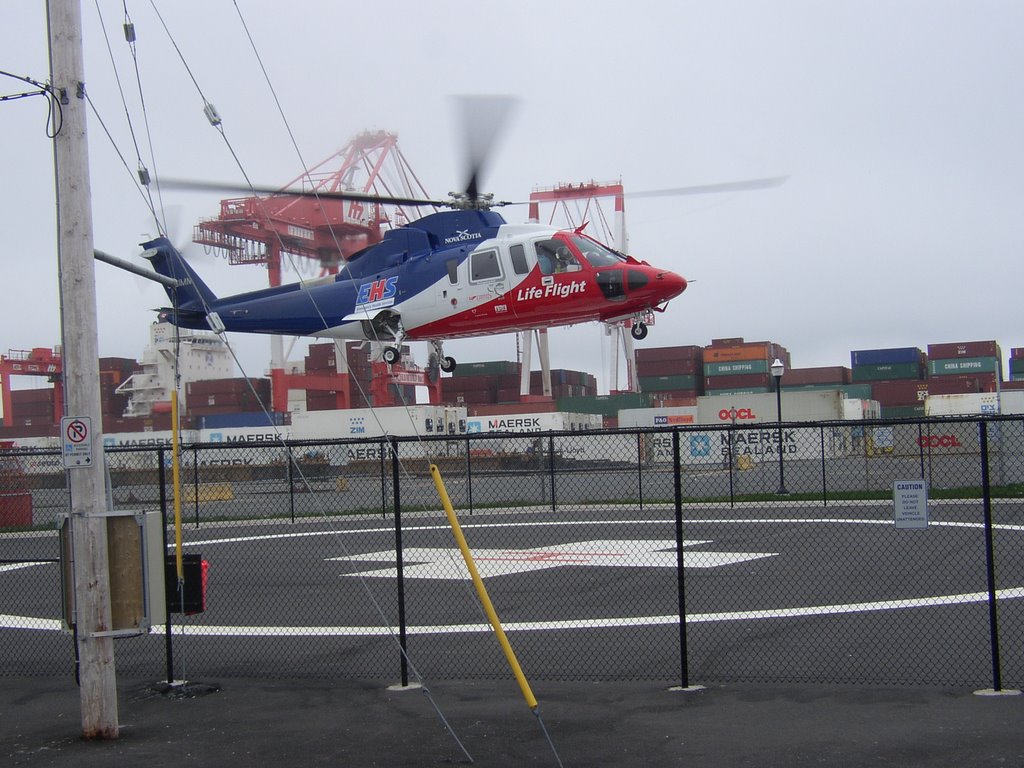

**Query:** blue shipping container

left=199, top=412, right=286, bottom=429
left=850, top=347, right=923, bottom=367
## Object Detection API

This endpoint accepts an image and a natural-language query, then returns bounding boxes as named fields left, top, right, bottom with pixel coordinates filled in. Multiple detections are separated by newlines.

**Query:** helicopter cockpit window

left=470, top=249, right=502, bottom=282
left=509, top=243, right=529, bottom=275
left=535, top=239, right=581, bottom=275
left=570, top=235, right=626, bottom=267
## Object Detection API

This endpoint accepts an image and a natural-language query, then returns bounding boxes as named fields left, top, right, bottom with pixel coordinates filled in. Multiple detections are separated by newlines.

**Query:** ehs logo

left=356, top=277, right=399, bottom=309
left=719, top=408, right=757, bottom=421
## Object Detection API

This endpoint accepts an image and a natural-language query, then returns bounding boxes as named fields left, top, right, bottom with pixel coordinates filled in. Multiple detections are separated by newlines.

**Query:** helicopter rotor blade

left=455, top=94, right=518, bottom=203
left=624, top=175, right=789, bottom=199
left=160, top=178, right=447, bottom=208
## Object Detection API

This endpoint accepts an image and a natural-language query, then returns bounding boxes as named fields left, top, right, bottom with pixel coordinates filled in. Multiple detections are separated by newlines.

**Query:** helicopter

left=137, top=98, right=782, bottom=371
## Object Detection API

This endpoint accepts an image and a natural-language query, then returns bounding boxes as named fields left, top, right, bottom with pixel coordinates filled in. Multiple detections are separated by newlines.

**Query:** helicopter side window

left=446, top=258, right=459, bottom=284
left=534, top=239, right=581, bottom=275
left=469, top=249, right=502, bottom=282
left=509, top=244, right=529, bottom=275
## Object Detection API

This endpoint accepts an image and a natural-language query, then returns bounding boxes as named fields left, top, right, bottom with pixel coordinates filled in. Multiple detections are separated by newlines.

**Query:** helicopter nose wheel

left=440, top=356, right=457, bottom=373
left=382, top=346, right=402, bottom=365
left=630, top=322, right=648, bottom=340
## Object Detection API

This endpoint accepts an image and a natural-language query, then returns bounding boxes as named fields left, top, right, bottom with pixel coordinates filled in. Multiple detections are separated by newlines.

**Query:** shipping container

left=466, top=411, right=602, bottom=434
left=783, top=366, right=852, bottom=386
left=556, top=393, right=650, bottom=417
left=197, top=412, right=290, bottom=429
left=696, top=390, right=847, bottom=424
left=1009, top=358, right=1024, bottom=375
left=617, top=406, right=698, bottom=428
left=852, top=363, right=924, bottom=382
left=702, top=373, right=773, bottom=390
left=635, top=358, right=702, bottom=377
left=927, top=357, right=1000, bottom=377
left=781, top=383, right=874, bottom=399
left=926, top=340, right=1000, bottom=360
left=704, top=360, right=771, bottom=377
left=290, top=405, right=466, bottom=440
left=842, top=399, right=881, bottom=420
left=925, top=393, right=1000, bottom=417
left=639, top=375, right=699, bottom=392
left=1012, top=347, right=1024, bottom=359
left=926, top=376, right=989, bottom=396
left=469, top=401, right=558, bottom=416
left=703, top=343, right=773, bottom=363
left=850, top=347, right=924, bottom=366
left=635, top=345, right=703, bottom=363
left=451, top=360, right=520, bottom=377
left=879, top=404, right=925, bottom=419
left=1001, top=390, right=1024, bottom=414
left=870, top=380, right=930, bottom=406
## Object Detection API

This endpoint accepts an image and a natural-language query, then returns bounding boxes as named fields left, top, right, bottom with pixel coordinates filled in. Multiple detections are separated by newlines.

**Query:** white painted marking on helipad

left=331, top=539, right=776, bottom=579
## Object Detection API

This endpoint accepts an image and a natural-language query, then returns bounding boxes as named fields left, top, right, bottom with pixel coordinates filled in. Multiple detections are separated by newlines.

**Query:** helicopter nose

left=656, top=270, right=687, bottom=298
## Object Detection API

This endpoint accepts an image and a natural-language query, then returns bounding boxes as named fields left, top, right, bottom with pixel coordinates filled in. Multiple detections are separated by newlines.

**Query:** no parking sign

left=60, top=416, right=93, bottom=468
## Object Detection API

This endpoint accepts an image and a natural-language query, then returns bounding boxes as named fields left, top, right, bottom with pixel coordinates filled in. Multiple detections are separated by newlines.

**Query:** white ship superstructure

left=116, top=322, right=235, bottom=417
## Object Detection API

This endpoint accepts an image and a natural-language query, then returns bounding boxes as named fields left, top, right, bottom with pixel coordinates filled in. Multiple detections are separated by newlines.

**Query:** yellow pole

left=171, top=390, right=183, bottom=581
left=429, top=464, right=538, bottom=710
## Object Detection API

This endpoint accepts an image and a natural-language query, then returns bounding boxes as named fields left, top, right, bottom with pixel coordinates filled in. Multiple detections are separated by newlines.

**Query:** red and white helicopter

left=130, top=100, right=782, bottom=371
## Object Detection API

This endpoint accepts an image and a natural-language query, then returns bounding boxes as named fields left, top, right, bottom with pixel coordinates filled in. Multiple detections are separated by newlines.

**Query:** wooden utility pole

left=47, top=0, right=119, bottom=738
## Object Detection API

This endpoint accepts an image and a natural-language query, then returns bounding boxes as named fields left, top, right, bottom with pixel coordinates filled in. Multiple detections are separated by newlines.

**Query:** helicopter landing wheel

left=382, top=346, right=401, bottom=365
left=440, top=356, right=457, bottom=373
left=630, top=322, right=648, bottom=340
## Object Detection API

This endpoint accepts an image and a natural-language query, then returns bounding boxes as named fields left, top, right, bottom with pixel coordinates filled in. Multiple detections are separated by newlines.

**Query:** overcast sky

left=3, top=1, right=1022, bottom=394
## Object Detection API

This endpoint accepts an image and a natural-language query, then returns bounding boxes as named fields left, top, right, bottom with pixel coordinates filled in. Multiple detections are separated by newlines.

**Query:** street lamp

left=770, top=358, right=789, bottom=494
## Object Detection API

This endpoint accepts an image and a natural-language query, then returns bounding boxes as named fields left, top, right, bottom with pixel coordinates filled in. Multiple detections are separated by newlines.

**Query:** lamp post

left=770, top=358, right=789, bottom=494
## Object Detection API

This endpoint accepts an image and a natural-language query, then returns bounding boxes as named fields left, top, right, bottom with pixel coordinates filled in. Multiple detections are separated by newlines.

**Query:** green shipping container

left=852, top=363, right=923, bottom=382
left=702, top=387, right=771, bottom=396
left=704, top=359, right=770, bottom=377
left=1008, top=358, right=1024, bottom=375
left=639, top=375, right=698, bottom=392
left=452, top=360, right=520, bottom=377
left=880, top=404, right=926, bottom=419
left=556, top=393, right=650, bottom=417
left=927, top=357, right=1000, bottom=376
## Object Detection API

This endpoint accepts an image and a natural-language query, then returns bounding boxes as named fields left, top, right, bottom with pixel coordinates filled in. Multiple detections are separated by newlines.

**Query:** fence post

left=979, top=420, right=1005, bottom=692
left=465, top=434, right=474, bottom=515
left=637, top=432, right=644, bottom=514
left=548, top=434, right=556, bottom=513
left=192, top=444, right=200, bottom=528
left=379, top=440, right=387, bottom=520
left=390, top=437, right=410, bottom=687
left=672, top=430, right=691, bottom=689
left=158, top=446, right=174, bottom=684
left=287, top=446, right=295, bottom=523
left=727, top=423, right=736, bottom=507
left=820, top=426, right=828, bottom=506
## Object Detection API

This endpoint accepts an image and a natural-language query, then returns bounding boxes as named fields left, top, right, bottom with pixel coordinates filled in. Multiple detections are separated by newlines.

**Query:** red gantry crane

left=527, top=180, right=640, bottom=394
left=192, top=131, right=442, bottom=411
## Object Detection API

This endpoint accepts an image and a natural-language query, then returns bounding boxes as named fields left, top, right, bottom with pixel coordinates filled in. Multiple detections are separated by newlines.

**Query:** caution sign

left=893, top=479, right=928, bottom=529
left=61, top=416, right=93, bottom=468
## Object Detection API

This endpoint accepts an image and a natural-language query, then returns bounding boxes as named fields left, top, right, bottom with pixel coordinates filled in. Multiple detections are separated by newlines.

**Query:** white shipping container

left=842, top=399, right=882, bottom=420
left=618, top=406, right=698, bottom=428
left=697, top=390, right=847, bottom=425
left=466, top=412, right=602, bottom=434
left=925, top=393, right=1000, bottom=416
left=290, top=405, right=463, bottom=440
left=1000, top=391, right=1024, bottom=415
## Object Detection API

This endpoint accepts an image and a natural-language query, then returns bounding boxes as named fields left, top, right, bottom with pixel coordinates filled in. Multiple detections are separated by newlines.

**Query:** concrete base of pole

left=973, top=688, right=1022, bottom=697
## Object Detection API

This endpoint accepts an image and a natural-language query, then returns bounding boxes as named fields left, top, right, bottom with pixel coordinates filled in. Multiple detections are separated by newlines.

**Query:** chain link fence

left=2, top=416, right=1022, bottom=688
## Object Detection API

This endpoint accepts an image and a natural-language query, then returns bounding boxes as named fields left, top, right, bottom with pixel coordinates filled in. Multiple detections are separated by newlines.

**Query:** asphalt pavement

left=3, top=675, right=1023, bottom=767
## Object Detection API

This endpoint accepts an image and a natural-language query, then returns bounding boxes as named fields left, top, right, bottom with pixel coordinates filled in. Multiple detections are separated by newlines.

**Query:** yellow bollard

left=429, top=464, right=538, bottom=711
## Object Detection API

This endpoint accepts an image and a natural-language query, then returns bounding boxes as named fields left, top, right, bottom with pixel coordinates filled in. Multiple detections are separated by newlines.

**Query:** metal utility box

left=60, top=509, right=166, bottom=635
left=165, top=554, right=207, bottom=614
